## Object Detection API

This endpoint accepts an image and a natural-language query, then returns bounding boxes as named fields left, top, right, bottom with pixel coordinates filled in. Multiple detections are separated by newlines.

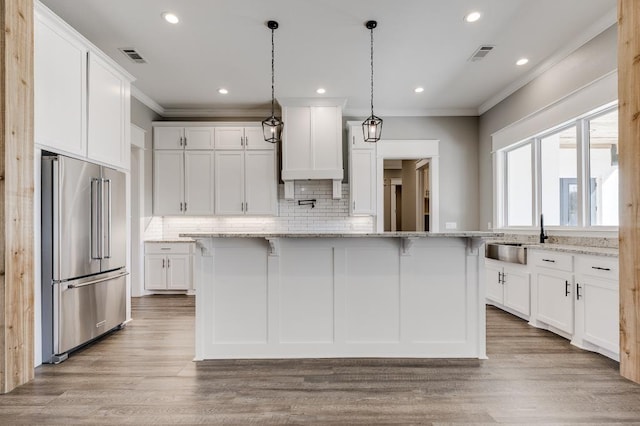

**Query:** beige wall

left=401, top=161, right=417, bottom=231
left=478, top=25, right=617, bottom=230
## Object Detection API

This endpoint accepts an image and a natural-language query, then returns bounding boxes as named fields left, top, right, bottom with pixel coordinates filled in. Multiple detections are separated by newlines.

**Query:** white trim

left=152, top=121, right=261, bottom=127
left=130, top=124, right=146, bottom=149
left=344, top=107, right=479, bottom=117
left=491, top=71, right=617, bottom=152
left=479, top=10, right=617, bottom=115
left=162, top=108, right=272, bottom=118
left=375, top=140, right=440, bottom=233
left=131, top=86, right=165, bottom=115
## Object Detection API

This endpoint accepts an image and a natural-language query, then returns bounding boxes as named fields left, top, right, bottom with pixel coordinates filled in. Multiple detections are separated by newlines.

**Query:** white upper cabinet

left=155, top=127, right=214, bottom=150
left=348, top=123, right=377, bottom=216
left=245, top=151, right=277, bottom=215
left=87, top=53, right=130, bottom=169
left=215, top=151, right=245, bottom=215
left=35, top=7, right=87, bottom=157
left=214, top=127, right=272, bottom=150
left=35, top=3, right=133, bottom=170
left=153, top=151, right=184, bottom=216
left=184, top=151, right=215, bottom=215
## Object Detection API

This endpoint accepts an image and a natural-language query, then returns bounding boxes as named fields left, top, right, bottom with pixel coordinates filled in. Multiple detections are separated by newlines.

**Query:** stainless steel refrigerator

left=41, top=153, right=128, bottom=363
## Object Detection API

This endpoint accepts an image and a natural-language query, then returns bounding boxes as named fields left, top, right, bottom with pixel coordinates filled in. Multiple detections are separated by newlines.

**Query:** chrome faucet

left=539, top=214, right=548, bottom=243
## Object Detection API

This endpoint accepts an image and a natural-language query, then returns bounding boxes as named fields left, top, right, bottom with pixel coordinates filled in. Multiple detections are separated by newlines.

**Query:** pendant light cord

left=271, top=27, right=275, bottom=117
left=370, top=26, right=374, bottom=117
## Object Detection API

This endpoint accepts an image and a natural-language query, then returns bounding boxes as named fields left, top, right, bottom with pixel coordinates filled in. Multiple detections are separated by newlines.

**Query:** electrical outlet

left=445, top=222, right=457, bottom=230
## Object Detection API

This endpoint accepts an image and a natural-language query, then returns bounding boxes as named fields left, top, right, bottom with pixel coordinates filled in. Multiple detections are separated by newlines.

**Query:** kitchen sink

left=485, top=242, right=527, bottom=264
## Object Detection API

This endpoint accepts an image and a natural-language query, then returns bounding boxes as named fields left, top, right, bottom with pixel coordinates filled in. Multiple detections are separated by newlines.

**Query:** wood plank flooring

left=1, top=296, right=640, bottom=424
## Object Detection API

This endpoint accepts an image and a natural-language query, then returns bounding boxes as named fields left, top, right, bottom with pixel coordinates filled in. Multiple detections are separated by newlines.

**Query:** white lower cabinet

left=485, top=260, right=530, bottom=319
left=144, top=242, right=194, bottom=292
left=574, top=255, right=619, bottom=358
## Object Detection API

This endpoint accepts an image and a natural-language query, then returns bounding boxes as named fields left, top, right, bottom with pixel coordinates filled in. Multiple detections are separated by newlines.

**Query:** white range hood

left=279, top=98, right=346, bottom=199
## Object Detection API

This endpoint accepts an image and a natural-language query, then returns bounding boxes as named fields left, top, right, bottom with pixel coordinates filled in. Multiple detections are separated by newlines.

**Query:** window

left=498, top=105, right=618, bottom=229
left=506, top=143, right=532, bottom=226
left=588, top=110, right=618, bottom=226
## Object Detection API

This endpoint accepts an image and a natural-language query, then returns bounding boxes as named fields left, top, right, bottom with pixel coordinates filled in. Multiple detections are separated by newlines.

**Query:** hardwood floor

left=2, top=296, right=640, bottom=424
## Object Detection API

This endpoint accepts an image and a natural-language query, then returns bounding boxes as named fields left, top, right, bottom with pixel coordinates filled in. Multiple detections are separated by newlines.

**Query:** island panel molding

left=190, top=233, right=496, bottom=360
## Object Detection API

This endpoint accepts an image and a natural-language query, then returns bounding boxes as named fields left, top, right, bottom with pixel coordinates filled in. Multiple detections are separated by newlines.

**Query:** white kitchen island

left=184, top=232, right=500, bottom=360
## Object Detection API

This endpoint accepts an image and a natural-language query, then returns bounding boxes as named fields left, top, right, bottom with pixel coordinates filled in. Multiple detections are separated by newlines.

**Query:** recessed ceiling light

left=464, top=12, right=481, bottom=23
left=516, top=58, right=529, bottom=66
left=316, top=88, right=326, bottom=94
left=218, top=88, right=228, bottom=95
left=162, top=12, right=179, bottom=24
left=414, top=87, right=424, bottom=93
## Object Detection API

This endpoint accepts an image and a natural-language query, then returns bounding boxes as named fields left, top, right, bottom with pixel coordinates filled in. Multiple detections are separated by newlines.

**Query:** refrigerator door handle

left=103, top=179, right=112, bottom=259
left=66, top=271, right=129, bottom=289
left=91, top=178, right=102, bottom=259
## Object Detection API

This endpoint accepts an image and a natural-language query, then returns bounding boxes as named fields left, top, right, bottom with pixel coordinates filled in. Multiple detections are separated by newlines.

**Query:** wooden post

left=0, top=0, right=34, bottom=393
left=619, top=0, right=640, bottom=384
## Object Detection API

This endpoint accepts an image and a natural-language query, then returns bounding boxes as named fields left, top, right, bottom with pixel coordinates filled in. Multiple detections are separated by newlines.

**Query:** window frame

left=496, top=104, right=618, bottom=231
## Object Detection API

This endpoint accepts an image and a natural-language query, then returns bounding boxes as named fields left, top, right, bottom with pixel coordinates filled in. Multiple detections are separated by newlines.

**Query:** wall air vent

left=468, top=45, right=494, bottom=62
left=119, top=48, right=147, bottom=64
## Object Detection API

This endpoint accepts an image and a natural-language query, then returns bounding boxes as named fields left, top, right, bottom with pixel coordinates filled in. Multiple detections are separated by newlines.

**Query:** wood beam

left=619, top=0, right=640, bottom=384
left=0, top=0, right=34, bottom=393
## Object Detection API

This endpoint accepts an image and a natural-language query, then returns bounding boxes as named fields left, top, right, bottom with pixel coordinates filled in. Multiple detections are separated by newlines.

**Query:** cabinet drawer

left=575, top=255, right=618, bottom=280
left=145, top=242, right=194, bottom=255
left=530, top=250, right=573, bottom=272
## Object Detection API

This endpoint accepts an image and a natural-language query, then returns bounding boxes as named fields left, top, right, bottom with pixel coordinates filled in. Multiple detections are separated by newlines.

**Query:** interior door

left=101, top=166, right=127, bottom=272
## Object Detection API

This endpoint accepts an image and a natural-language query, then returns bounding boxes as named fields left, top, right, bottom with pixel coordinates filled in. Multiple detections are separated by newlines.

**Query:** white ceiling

left=40, top=0, right=617, bottom=117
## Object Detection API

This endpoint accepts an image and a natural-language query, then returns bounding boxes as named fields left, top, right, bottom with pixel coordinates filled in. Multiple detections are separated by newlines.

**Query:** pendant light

left=362, top=20, right=382, bottom=143
left=262, top=20, right=283, bottom=143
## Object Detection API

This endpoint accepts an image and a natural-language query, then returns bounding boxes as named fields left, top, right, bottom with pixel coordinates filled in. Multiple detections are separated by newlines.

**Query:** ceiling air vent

left=119, top=48, right=147, bottom=64
left=468, top=45, right=494, bottom=62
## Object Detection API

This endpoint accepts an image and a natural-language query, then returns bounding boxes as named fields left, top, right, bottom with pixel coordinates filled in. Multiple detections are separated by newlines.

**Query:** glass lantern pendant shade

left=362, top=20, right=382, bottom=143
left=262, top=20, right=283, bottom=143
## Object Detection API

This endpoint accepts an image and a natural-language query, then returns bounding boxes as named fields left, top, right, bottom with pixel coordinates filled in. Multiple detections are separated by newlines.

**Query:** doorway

left=375, top=139, right=440, bottom=232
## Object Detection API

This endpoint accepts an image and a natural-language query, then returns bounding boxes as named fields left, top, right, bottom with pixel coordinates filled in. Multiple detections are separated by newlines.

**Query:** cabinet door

left=245, top=151, right=277, bottom=215
left=154, top=127, right=184, bottom=150
left=167, top=255, right=191, bottom=290
left=536, top=271, right=573, bottom=334
left=312, top=106, right=341, bottom=171
left=576, top=275, right=619, bottom=354
left=503, top=267, right=531, bottom=316
left=153, top=151, right=184, bottom=215
left=351, top=149, right=376, bottom=215
left=215, top=151, right=245, bottom=215
left=144, top=255, right=167, bottom=290
left=350, top=125, right=372, bottom=149
left=87, top=53, right=127, bottom=168
left=35, top=16, right=87, bottom=156
left=184, top=151, right=214, bottom=215
left=282, top=107, right=311, bottom=176
left=214, top=127, right=244, bottom=149
left=184, top=127, right=214, bottom=150
left=485, top=262, right=504, bottom=305
left=245, top=127, right=275, bottom=150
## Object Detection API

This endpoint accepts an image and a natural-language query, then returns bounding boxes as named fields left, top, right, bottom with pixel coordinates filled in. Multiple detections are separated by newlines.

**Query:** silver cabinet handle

left=179, top=136, right=183, bottom=147
left=180, top=202, right=183, bottom=212
left=162, top=259, right=165, bottom=268
left=245, top=201, right=248, bottom=212
left=167, top=258, right=170, bottom=268
left=576, top=283, right=582, bottom=300
left=184, top=137, right=187, bottom=147
left=352, top=136, right=355, bottom=145
left=240, top=136, right=244, bottom=147
left=245, top=136, right=248, bottom=146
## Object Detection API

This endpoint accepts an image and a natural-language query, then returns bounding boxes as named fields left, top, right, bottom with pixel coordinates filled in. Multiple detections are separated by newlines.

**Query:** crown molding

left=131, top=86, right=165, bottom=115
left=161, top=108, right=272, bottom=118
left=344, top=107, right=479, bottom=117
left=478, top=7, right=617, bottom=115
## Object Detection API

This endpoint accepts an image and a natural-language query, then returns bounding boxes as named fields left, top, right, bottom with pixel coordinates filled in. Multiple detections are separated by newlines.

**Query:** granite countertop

left=145, top=238, right=196, bottom=243
left=179, top=231, right=503, bottom=239
left=489, top=240, right=618, bottom=257
left=524, top=243, right=618, bottom=257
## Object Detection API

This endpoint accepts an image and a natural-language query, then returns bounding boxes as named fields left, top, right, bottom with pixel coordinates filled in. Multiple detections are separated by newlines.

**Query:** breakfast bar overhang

left=186, top=232, right=500, bottom=360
